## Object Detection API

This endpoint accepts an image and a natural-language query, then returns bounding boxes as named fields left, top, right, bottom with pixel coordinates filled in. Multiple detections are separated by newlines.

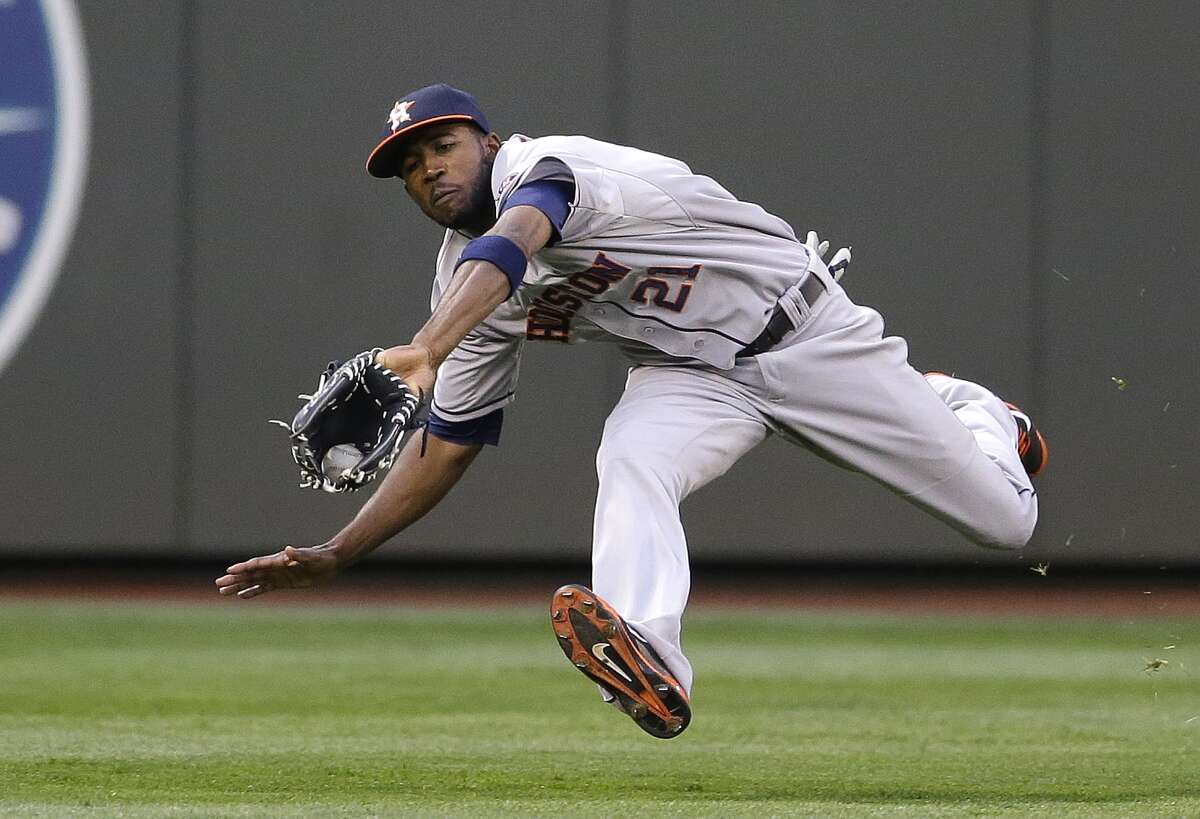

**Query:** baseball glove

left=273, top=348, right=426, bottom=493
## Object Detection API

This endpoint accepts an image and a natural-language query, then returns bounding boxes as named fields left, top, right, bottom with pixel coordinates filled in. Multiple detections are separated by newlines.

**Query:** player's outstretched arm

left=218, top=208, right=550, bottom=600
left=377, top=205, right=553, bottom=393
left=215, top=432, right=483, bottom=599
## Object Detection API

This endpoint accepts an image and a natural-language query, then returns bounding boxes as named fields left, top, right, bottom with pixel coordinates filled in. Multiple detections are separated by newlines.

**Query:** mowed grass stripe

left=0, top=601, right=1197, bottom=816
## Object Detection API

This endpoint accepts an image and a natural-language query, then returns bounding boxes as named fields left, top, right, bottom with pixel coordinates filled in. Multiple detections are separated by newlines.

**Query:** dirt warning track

left=5, top=561, right=1199, bottom=617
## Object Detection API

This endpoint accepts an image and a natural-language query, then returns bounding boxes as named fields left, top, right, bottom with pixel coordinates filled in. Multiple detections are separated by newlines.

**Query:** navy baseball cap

left=366, top=84, right=491, bottom=178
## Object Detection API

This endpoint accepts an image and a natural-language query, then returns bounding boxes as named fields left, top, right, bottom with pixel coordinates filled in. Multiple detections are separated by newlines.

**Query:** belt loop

left=777, top=285, right=805, bottom=330
left=736, top=268, right=828, bottom=359
left=799, top=271, right=826, bottom=310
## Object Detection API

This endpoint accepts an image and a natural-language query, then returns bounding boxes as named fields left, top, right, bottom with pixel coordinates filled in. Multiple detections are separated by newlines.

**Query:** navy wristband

left=501, top=179, right=574, bottom=245
left=456, top=235, right=527, bottom=297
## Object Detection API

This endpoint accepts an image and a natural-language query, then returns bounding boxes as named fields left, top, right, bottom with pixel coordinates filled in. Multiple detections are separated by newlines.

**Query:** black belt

left=736, top=273, right=826, bottom=358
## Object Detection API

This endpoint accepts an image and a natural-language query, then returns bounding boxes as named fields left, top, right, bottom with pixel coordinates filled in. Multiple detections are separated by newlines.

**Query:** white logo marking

left=591, top=642, right=632, bottom=682
left=0, top=107, right=46, bottom=135
left=387, top=100, right=414, bottom=132
left=497, top=172, right=520, bottom=199
left=0, top=0, right=90, bottom=377
left=0, top=198, right=21, bottom=254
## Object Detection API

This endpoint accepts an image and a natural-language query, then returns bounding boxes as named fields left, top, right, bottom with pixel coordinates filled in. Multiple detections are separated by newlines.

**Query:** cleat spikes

left=548, top=583, right=692, bottom=740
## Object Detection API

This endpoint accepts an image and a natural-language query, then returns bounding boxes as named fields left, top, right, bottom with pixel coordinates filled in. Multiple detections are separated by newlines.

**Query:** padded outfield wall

left=0, top=1, right=1196, bottom=564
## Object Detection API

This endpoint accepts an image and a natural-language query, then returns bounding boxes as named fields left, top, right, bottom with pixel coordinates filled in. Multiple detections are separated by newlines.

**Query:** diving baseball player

left=216, top=84, right=1048, bottom=739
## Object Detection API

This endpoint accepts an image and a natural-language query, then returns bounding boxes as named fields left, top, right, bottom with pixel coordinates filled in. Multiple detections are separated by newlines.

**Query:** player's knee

left=596, top=429, right=649, bottom=475
left=973, top=508, right=1036, bottom=551
left=596, top=441, right=679, bottom=497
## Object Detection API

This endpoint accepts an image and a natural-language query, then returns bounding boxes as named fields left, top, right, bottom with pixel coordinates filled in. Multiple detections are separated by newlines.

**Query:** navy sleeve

left=499, top=179, right=574, bottom=245
left=426, top=407, right=504, bottom=447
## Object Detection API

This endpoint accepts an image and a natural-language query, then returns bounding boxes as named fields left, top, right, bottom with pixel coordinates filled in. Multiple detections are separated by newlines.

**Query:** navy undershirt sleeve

left=426, top=407, right=504, bottom=447
left=499, top=179, right=574, bottom=245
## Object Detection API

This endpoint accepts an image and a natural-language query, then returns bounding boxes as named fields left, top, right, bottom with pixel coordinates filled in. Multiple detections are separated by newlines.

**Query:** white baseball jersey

left=431, top=134, right=813, bottom=423
left=422, top=134, right=1037, bottom=701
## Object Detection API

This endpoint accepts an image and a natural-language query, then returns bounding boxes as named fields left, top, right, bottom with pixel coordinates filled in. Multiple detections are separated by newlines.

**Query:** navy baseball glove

left=274, top=349, right=426, bottom=493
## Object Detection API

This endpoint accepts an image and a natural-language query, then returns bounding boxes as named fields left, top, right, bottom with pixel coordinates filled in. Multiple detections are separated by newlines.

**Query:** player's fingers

left=228, top=568, right=291, bottom=586
left=236, top=583, right=270, bottom=599
left=818, top=239, right=830, bottom=257
left=214, top=569, right=282, bottom=595
left=231, top=566, right=304, bottom=590
left=217, top=577, right=261, bottom=595
left=225, top=551, right=288, bottom=574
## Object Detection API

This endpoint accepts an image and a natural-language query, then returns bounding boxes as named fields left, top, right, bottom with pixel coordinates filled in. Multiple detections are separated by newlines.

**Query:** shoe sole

left=550, top=584, right=691, bottom=739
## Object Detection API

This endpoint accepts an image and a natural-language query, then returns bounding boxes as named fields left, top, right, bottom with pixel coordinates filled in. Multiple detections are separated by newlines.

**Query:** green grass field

left=1, top=600, right=1198, bottom=817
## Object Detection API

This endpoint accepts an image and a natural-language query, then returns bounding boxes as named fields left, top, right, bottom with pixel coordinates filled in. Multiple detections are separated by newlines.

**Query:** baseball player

left=216, top=84, right=1048, bottom=739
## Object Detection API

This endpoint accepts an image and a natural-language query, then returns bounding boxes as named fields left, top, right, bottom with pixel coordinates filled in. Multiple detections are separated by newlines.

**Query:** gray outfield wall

left=1, top=1, right=1196, bottom=564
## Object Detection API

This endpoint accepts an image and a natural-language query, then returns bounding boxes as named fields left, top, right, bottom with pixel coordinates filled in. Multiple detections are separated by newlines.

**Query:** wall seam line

left=174, top=0, right=197, bottom=548
left=1029, top=0, right=1050, bottom=417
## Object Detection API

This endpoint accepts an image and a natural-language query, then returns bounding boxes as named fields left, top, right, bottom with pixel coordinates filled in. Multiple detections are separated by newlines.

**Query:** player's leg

left=922, top=371, right=1042, bottom=487
left=590, top=364, right=769, bottom=694
left=753, top=268, right=1038, bottom=549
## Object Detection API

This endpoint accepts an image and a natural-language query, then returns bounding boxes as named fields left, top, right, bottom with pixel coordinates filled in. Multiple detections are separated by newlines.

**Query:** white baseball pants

left=590, top=262, right=1038, bottom=694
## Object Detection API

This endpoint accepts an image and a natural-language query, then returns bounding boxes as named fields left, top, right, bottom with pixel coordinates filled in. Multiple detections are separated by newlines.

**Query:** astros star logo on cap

left=387, top=100, right=415, bottom=132
left=367, top=85, right=491, bottom=178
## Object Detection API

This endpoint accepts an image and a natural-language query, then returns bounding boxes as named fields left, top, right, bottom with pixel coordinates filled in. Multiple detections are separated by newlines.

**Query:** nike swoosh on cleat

left=591, top=642, right=633, bottom=682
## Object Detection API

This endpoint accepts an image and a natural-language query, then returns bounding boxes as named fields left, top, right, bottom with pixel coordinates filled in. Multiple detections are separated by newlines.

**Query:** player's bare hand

left=375, top=343, right=436, bottom=397
left=215, top=544, right=339, bottom=599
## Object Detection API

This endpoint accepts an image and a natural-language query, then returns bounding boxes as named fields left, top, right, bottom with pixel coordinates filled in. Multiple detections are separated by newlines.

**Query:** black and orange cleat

left=1005, top=401, right=1049, bottom=477
left=550, top=584, right=691, bottom=739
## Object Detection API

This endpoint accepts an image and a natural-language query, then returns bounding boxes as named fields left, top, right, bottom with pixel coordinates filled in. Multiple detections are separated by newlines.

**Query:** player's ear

left=483, top=131, right=501, bottom=157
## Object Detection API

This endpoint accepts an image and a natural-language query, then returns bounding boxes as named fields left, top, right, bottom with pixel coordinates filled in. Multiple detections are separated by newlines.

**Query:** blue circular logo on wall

left=0, top=0, right=89, bottom=374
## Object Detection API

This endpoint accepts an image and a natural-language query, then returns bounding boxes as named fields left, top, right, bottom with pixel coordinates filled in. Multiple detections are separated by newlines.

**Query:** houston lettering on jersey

left=526, top=252, right=632, bottom=342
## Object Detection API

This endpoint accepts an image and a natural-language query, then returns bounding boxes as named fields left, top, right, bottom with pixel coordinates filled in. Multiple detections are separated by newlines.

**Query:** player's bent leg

left=907, top=437, right=1037, bottom=549
left=752, top=286, right=1037, bottom=550
left=911, top=372, right=1039, bottom=548
left=589, top=364, right=768, bottom=696
left=922, top=372, right=1032, bottom=489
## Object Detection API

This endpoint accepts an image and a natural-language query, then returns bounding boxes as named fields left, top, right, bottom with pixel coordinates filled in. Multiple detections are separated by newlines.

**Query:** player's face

left=398, top=123, right=499, bottom=233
